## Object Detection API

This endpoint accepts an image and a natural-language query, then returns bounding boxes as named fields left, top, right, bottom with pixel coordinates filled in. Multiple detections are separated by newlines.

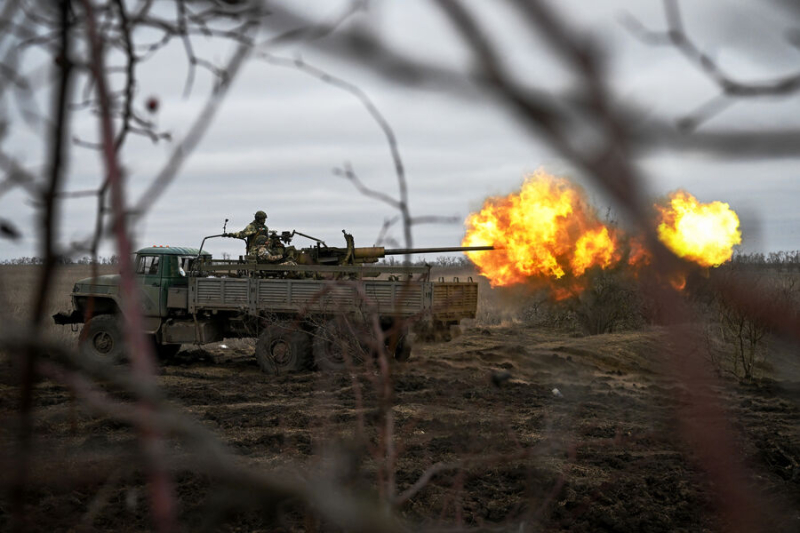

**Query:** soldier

left=227, top=210, right=268, bottom=253
left=247, top=234, right=283, bottom=263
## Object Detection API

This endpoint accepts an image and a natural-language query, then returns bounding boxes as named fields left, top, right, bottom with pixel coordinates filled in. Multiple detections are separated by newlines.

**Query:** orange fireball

left=463, top=172, right=741, bottom=294
left=463, top=171, right=620, bottom=288
left=655, top=190, right=741, bottom=267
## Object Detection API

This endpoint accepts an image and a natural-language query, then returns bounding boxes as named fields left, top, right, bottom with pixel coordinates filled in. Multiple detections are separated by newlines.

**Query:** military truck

left=54, top=232, right=491, bottom=374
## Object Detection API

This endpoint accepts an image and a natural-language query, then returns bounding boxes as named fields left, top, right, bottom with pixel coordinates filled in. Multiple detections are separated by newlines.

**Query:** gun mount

left=271, top=229, right=493, bottom=267
left=193, top=228, right=494, bottom=280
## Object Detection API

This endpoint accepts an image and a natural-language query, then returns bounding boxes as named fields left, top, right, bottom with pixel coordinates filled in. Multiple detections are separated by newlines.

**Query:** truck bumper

left=53, top=310, right=84, bottom=325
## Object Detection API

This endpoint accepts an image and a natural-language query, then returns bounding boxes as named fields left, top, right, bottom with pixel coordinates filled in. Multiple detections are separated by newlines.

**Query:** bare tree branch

left=334, top=163, right=401, bottom=209
left=112, top=0, right=135, bottom=151
left=131, top=18, right=260, bottom=218
left=622, top=0, right=800, bottom=130
left=80, top=0, right=177, bottom=529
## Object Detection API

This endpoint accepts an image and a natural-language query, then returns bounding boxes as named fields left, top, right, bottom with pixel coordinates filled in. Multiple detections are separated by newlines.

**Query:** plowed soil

left=2, top=324, right=800, bottom=532
left=1, top=265, right=799, bottom=531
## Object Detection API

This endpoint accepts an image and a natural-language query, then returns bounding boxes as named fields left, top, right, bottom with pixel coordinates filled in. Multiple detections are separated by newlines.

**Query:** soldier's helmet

left=254, top=234, right=268, bottom=245
left=255, top=210, right=267, bottom=221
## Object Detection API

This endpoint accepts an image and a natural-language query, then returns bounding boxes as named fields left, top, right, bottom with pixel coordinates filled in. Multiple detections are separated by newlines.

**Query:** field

left=1, top=265, right=800, bottom=531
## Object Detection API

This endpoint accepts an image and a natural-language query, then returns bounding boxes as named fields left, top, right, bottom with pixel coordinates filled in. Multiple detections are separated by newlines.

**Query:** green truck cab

left=54, top=246, right=209, bottom=360
left=131, top=246, right=207, bottom=318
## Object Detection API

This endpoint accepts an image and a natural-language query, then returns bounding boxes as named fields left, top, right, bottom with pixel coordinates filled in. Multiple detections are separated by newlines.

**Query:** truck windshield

left=136, top=255, right=160, bottom=275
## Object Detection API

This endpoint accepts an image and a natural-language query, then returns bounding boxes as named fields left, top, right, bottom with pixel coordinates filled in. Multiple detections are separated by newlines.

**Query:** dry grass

left=0, top=264, right=117, bottom=346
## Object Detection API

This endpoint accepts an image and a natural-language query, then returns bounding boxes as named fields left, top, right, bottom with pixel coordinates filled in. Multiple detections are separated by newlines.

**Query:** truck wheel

left=256, top=322, right=310, bottom=374
left=312, top=319, right=366, bottom=372
left=79, top=315, right=125, bottom=363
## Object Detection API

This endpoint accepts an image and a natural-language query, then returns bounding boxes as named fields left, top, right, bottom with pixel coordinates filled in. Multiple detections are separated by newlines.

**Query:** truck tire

left=79, top=315, right=125, bottom=363
left=256, top=322, right=310, bottom=374
left=312, top=318, right=367, bottom=372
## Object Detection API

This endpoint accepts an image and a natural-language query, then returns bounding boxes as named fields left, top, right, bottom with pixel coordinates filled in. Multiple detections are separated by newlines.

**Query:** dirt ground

left=1, top=265, right=800, bottom=532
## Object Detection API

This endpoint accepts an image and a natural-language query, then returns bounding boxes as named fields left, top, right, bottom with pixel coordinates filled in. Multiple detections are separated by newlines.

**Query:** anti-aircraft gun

left=198, top=227, right=493, bottom=279
left=266, top=229, right=491, bottom=268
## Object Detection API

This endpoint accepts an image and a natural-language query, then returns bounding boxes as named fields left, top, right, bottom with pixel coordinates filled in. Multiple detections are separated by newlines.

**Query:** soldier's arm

left=229, top=223, right=254, bottom=239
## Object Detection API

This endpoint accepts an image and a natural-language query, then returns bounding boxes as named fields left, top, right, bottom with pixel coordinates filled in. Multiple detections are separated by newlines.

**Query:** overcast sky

left=1, top=0, right=799, bottom=261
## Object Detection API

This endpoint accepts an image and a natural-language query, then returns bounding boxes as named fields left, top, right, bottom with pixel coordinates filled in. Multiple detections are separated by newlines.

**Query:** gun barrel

left=384, top=245, right=495, bottom=255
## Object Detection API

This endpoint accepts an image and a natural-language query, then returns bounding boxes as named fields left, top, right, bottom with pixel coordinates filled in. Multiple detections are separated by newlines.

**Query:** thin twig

left=259, top=52, right=413, bottom=248
left=622, top=0, right=800, bottom=129
left=132, top=21, right=259, bottom=216
left=81, top=0, right=177, bottom=529
left=12, top=1, right=72, bottom=527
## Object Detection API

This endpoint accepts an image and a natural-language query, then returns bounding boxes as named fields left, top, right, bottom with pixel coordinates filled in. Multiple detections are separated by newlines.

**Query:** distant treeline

left=728, top=250, right=800, bottom=268
left=723, top=250, right=800, bottom=271
left=384, top=251, right=800, bottom=269
left=3, top=254, right=454, bottom=267
left=1, top=255, right=120, bottom=265
left=4, top=251, right=799, bottom=269
left=381, top=255, right=472, bottom=267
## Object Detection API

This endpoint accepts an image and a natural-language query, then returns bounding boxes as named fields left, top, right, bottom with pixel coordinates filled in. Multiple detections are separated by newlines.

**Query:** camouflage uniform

left=247, top=235, right=283, bottom=263
left=281, top=247, right=298, bottom=265
left=231, top=211, right=268, bottom=253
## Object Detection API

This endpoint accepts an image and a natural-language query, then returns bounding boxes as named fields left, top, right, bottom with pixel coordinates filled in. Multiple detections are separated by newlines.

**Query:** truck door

left=135, top=254, right=163, bottom=317
left=158, top=255, right=191, bottom=316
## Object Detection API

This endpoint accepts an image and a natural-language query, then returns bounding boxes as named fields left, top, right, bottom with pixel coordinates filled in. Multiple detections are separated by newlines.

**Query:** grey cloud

left=2, top=0, right=800, bottom=262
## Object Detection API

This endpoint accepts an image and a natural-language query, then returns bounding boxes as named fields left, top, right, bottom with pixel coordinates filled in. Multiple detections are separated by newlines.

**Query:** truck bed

left=184, top=277, right=478, bottom=321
